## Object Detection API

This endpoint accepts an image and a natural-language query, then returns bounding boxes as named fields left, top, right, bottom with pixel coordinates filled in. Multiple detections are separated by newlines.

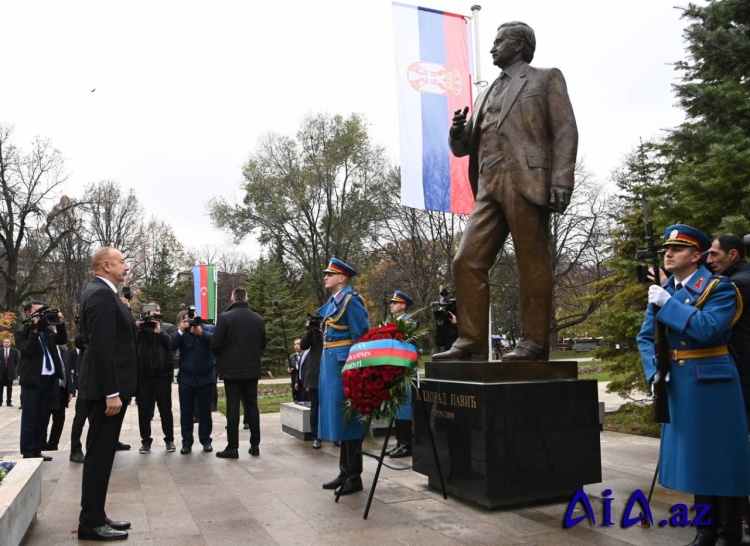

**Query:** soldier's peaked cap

left=662, top=224, right=711, bottom=253
left=389, top=291, right=414, bottom=307
left=323, top=258, right=357, bottom=278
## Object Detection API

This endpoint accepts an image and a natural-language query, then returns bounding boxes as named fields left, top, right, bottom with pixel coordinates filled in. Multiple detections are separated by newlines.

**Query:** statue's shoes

left=432, top=346, right=487, bottom=361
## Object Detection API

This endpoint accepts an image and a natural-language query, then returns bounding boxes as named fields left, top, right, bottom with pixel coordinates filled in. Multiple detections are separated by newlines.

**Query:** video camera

left=430, top=287, right=457, bottom=321
left=306, top=313, right=323, bottom=330
left=139, top=303, right=163, bottom=331
left=23, top=306, right=62, bottom=329
left=186, top=305, right=202, bottom=328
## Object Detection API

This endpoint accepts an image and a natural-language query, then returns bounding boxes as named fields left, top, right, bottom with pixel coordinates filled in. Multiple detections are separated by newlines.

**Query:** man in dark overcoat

left=300, top=317, right=323, bottom=448
left=212, top=287, right=266, bottom=458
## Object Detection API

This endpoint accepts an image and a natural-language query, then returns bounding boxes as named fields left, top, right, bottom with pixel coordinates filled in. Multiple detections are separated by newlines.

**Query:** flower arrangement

left=342, top=317, right=425, bottom=426
left=0, top=461, right=15, bottom=484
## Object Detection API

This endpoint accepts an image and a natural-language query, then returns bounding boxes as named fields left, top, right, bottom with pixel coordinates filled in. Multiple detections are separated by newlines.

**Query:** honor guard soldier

left=637, top=224, right=750, bottom=546
left=386, top=291, right=415, bottom=458
left=318, top=258, right=370, bottom=496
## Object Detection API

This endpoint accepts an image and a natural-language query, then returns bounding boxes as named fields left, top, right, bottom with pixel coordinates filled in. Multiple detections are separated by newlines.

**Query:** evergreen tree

left=599, top=0, right=750, bottom=397
left=139, top=242, right=179, bottom=318
left=245, top=257, right=303, bottom=369
left=653, top=0, right=750, bottom=234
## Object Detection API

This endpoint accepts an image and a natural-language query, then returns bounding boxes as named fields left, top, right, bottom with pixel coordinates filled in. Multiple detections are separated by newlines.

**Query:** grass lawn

left=216, top=383, right=293, bottom=416
left=603, top=402, right=661, bottom=438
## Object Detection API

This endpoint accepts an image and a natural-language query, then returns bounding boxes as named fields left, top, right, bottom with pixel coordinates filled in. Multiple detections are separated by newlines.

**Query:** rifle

left=642, top=203, right=671, bottom=423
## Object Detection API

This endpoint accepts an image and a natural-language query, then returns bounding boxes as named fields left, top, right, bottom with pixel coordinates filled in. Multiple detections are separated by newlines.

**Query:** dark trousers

left=70, top=395, right=87, bottom=452
left=20, top=376, right=55, bottom=456
left=290, top=370, right=300, bottom=401
left=178, top=382, right=212, bottom=447
left=338, top=439, right=363, bottom=479
left=47, top=407, right=66, bottom=447
left=79, top=399, right=126, bottom=528
left=308, top=388, right=319, bottom=438
left=137, top=376, right=174, bottom=444
left=395, top=419, right=412, bottom=446
left=45, top=385, right=68, bottom=447
left=1, top=370, right=12, bottom=403
left=225, top=378, right=260, bottom=449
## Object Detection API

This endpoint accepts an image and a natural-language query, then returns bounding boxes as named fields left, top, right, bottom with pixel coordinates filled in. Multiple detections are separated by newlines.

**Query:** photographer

left=300, top=314, right=323, bottom=448
left=16, top=301, right=67, bottom=460
left=435, top=310, right=458, bottom=352
left=136, top=302, right=175, bottom=454
left=170, top=309, right=214, bottom=454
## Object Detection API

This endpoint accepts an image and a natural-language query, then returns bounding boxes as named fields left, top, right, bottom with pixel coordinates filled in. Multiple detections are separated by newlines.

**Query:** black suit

left=45, top=347, right=75, bottom=447
left=300, top=328, right=322, bottom=439
left=77, top=277, right=138, bottom=529
left=1, top=346, right=19, bottom=404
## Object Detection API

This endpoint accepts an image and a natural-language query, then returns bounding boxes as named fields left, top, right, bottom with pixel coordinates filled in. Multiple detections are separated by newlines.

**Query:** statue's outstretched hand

left=451, top=107, right=469, bottom=136
left=549, top=186, right=572, bottom=213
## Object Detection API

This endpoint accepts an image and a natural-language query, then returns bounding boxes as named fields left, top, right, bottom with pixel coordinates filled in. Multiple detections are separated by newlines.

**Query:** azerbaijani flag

left=192, top=264, right=217, bottom=321
left=392, top=2, right=474, bottom=214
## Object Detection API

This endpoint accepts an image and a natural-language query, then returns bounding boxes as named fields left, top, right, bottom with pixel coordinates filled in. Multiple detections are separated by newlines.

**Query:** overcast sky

left=2, top=0, right=695, bottom=258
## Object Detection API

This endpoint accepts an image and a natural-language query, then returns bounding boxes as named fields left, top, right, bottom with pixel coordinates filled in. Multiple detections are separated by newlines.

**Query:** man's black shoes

left=203, top=443, right=213, bottom=453
left=104, top=518, right=131, bottom=531
left=243, top=423, right=250, bottom=429
left=70, top=451, right=85, bottom=463
left=249, top=446, right=259, bottom=457
left=43, top=443, right=58, bottom=451
left=116, top=441, right=131, bottom=451
left=335, top=477, right=364, bottom=496
left=32, top=453, right=52, bottom=461
left=322, top=475, right=346, bottom=490
left=389, top=444, right=412, bottom=458
left=77, top=524, right=128, bottom=541
left=165, top=441, right=176, bottom=452
left=180, top=446, right=191, bottom=454
left=139, top=443, right=151, bottom=454
left=312, top=439, right=322, bottom=449
left=216, top=448, right=239, bottom=459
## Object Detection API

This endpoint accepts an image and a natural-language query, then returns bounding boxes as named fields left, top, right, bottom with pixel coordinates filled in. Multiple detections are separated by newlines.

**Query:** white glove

left=648, top=285, right=671, bottom=307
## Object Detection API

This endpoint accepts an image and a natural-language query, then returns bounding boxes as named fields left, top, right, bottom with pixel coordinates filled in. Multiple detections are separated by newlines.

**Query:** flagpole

left=470, top=5, right=484, bottom=88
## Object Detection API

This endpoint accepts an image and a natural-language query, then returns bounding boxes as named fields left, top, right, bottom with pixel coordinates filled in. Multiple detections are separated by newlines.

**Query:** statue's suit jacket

left=447, top=62, right=577, bottom=355
left=449, top=63, right=578, bottom=207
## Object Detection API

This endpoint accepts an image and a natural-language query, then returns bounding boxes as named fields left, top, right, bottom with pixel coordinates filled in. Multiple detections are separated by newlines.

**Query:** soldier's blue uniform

left=638, top=227, right=750, bottom=498
left=394, top=310, right=414, bottom=421
left=317, top=284, right=369, bottom=441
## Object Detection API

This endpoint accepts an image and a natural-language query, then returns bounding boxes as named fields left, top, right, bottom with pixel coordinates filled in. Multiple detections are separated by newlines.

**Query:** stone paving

left=0, top=381, right=695, bottom=545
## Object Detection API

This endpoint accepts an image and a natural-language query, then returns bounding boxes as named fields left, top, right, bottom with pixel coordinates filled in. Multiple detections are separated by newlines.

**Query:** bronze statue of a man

left=433, top=21, right=578, bottom=362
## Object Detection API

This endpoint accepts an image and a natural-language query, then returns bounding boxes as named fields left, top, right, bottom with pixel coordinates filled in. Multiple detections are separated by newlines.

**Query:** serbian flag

left=192, top=264, right=217, bottom=321
left=392, top=2, right=474, bottom=214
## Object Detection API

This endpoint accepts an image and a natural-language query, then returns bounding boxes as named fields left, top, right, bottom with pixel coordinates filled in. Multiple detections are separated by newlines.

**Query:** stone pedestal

left=413, top=360, right=601, bottom=508
left=280, top=403, right=313, bottom=440
left=0, top=458, right=43, bottom=545
left=280, top=402, right=391, bottom=440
